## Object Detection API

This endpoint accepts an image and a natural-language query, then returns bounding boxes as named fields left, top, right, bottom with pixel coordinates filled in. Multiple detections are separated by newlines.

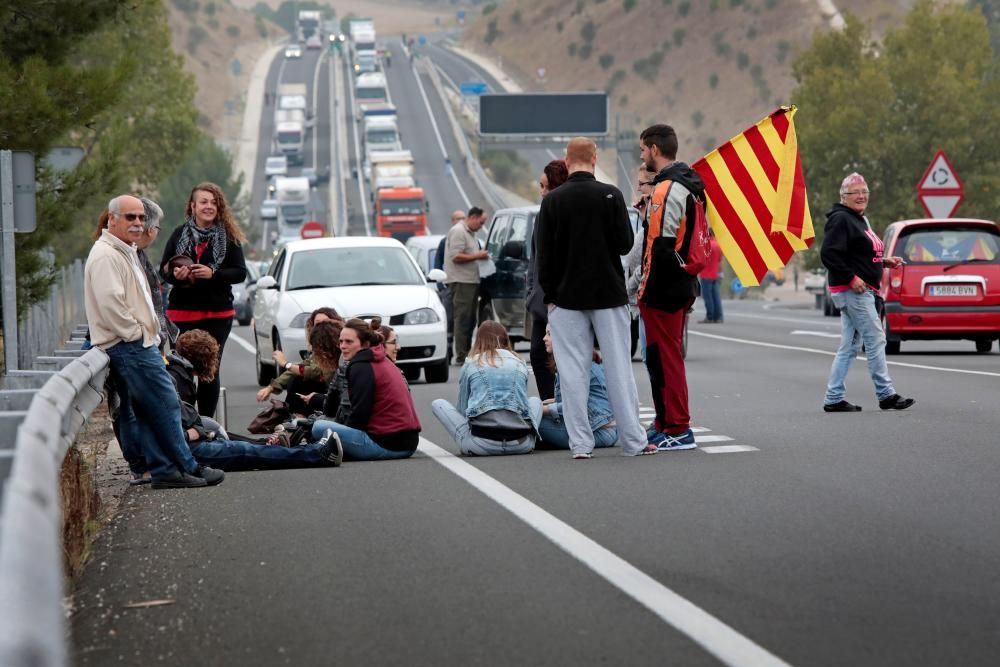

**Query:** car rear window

left=897, top=226, right=999, bottom=264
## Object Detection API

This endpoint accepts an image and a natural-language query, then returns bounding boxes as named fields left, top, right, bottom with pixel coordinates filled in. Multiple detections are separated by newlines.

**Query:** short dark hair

left=468, top=206, right=484, bottom=218
left=640, top=124, right=678, bottom=160
left=543, top=160, right=569, bottom=191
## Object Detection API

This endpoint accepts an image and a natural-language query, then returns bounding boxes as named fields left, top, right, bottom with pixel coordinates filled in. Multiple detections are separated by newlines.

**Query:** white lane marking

left=695, top=435, right=735, bottom=443
left=229, top=332, right=256, bottom=355
left=690, top=330, right=1000, bottom=378
left=419, top=438, right=791, bottom=667
left=722, top=311, right=840, bottom=327
left=702, top=445, right=760, bottom=454
left=329, top=50, right=347, bottom=236
left=790, top=330, right=841, bottom=339
left=343, top=56, right=370, bottom=232
left=691, top=426, right=711, bottom=433
left=411, top=55, right=472, bottom=208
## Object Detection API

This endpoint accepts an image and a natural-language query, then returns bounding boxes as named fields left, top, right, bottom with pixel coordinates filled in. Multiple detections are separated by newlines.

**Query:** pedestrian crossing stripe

left=701, top=445, right=760, bottom=454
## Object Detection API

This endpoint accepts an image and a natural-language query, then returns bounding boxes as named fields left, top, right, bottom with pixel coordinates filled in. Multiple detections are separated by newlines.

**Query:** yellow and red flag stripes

left=692, top=106, right=814, bottom=287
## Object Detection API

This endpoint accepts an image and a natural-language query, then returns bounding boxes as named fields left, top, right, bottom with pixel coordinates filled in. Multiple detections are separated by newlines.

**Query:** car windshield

left=356, top=86, right=386, bottom=100
left=381, top=198, right=423, bottom=216
left=367, top=129, right=398, bottom=144
left=287, top=246, right=425, bottom=290
left=898, top=227, right=1000, bottom=264
left=266, top=159, right=285, bottom=168
left=277, top=130, right=301, bottom=143
left=281, top=205, right=307, bottom=220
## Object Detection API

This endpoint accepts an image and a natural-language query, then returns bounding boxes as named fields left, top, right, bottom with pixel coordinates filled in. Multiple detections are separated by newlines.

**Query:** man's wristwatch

left=285, top=362, right=295, bottom=371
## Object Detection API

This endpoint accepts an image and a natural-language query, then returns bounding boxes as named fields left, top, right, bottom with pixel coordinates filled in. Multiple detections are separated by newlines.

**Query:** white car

left=265, top=155, right=288, bottom=178
left=404, top=234, right=445, bottom=276
left=252, top=237, right=449, bottom=385
left=285, top=44, right=303, bottom=59
left=259, top=198, right=278, bottom=220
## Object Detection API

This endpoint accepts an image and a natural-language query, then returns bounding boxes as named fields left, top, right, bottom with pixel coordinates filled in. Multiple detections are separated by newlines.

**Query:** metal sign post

left=1, top=150, right=19, bottom=370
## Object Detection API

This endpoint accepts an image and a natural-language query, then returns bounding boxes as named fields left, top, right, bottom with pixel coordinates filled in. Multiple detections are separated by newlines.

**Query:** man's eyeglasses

left=844, top=190, right=869, bottom=196
left=116, top=212, right=148, bottom=222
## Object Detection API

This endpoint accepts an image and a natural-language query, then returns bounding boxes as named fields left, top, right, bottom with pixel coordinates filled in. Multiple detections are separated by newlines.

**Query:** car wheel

left=402, top=365, right=422, bottom=383
left=630, top=317, right=639, bottom=359
left=975, top=339, right=993, bottom=354
left=423, top=359, right=449, bottom=383
left=256, top=343, right=276, bottom=386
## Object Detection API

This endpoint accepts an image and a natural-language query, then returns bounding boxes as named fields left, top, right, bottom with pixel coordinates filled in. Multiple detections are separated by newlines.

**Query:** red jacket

left=700, top=238, right=722, bottom=280
left=346, top=345, right=421, bottom=451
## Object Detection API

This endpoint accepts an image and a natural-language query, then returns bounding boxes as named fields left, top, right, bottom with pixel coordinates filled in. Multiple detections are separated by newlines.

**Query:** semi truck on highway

left=369, top=150, right=415, bottom=194
left=278, top=83, right=307, bottom=114
left=274, top=176, right=311, bottom=229
left=274, top=120, right=304, bottom=165
left=374, top=186, right=428, bottom=241
left=354, top=73, right=387, bottom=111
left=297, top=10, right=321, bottom=41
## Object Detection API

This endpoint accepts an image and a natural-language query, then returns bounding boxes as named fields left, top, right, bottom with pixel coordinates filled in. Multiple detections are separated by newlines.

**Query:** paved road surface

left=71, top=299, right=1000, bottom=666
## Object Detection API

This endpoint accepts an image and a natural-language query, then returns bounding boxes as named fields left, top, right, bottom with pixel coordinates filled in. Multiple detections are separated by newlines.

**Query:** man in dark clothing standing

left=535, top=137, right=653, bottom=459
left=637, top=124, right=704, bottom=452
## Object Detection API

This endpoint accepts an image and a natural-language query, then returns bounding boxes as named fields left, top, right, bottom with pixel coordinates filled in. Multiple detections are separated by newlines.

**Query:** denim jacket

left=550, top=362, right=615, bottom=431
left=458, top=349, right=532, bottom=421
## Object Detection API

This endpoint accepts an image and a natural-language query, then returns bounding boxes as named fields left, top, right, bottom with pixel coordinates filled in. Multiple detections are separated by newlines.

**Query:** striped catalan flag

left=692, top=106, right=814, bottom=287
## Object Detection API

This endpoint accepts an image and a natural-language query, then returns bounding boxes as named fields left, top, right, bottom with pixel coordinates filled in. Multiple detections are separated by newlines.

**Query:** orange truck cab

left=374, top=186, right=428, bottom=242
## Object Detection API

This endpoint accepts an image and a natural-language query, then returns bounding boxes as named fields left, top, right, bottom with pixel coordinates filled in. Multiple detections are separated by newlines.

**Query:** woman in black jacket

left=161, top=182, right=247, bottom=418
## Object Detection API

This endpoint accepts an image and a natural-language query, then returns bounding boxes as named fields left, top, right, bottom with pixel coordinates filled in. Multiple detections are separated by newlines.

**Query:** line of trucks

left=348, top=18, right=429, bottom=242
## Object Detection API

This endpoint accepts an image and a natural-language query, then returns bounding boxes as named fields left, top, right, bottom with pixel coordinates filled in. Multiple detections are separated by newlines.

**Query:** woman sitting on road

left=309, top=318, right=421, bottom=461
left=166, top=329, right=343, bottom=471
left=257, top=307, right=343, bottom=414
left=537, top=325, right=618, bottom=452
left=432, top=321, right=542, bottom=456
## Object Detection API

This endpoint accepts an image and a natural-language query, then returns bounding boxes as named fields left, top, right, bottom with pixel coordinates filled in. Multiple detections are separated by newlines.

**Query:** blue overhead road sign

left=460, top=82, right=489, bottom=96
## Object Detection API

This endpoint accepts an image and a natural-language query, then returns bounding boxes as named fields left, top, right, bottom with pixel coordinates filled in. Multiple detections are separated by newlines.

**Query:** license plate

left=929, top=285, right=978, bottom=296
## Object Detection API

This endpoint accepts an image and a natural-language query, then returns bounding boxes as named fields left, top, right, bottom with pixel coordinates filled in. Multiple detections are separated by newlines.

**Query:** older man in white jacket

left=85, top=194, right=224, bottom=489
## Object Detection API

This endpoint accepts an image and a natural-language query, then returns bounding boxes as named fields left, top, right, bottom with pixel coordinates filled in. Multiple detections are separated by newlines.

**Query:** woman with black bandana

left=160, top=182, right=247, bottom=418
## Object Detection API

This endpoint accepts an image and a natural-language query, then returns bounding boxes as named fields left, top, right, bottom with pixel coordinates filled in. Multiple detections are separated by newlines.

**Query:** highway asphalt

left=68, top=35, right=1000, bottom=667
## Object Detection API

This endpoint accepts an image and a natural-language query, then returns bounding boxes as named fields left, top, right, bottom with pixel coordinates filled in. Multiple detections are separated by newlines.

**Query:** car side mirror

left=427, top=268, right=447, bottom=283
left=257, top=275, right=277, bottom=289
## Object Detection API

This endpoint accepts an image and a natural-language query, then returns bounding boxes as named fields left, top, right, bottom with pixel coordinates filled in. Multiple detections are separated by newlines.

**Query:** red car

left=880, top=218, right=1000, bottom=354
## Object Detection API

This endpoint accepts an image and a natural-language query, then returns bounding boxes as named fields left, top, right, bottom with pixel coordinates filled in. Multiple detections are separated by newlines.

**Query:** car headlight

left=403, top=308, right=439, bottom=325
left=288, top=312, right=311, bottom=328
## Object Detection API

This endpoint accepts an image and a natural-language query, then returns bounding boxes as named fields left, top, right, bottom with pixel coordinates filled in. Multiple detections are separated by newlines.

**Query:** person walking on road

left=160, top=182, right=247, bottom=418
left=638, top=124, right=704, bottom=451
left=535, top=137, right=654, bottom=458
left=525, top=159, right=568, bottom=400
left=444, top=206, right=488, bottom=365
left=821, top=173, right=914, bottom=413
left=84, top=194, right=225, bottom=489
left=432, top=321, right=542, bottom=456
left=698, top=228, right=724, bottom=323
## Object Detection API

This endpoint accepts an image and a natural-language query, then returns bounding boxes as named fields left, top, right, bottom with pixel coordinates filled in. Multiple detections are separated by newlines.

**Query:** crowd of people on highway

left=80, top=123, right=914, bottom=490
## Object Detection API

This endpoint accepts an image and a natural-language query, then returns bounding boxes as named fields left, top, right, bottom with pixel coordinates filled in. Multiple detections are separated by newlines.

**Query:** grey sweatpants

left=548, top=305, right=646, bottom=456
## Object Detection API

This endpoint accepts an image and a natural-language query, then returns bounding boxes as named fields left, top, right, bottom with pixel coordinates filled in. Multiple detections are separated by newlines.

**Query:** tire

left=256, top=343, right=276, bottom=386
left=402, top=365, right=422, bottom=383
left=423, top=359, right=450, bottom=383
left=975, top=339, right=993, bottom=354
left=630, top=316, right=639, bottom=359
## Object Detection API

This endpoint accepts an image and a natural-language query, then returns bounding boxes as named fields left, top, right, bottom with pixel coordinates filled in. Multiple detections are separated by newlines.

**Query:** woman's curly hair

left=309, top=320, right=344, bottom=374
left=175, top=329, right=220, bottom=383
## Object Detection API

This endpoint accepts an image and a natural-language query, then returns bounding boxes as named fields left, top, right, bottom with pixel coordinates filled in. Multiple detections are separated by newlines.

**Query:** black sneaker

left=318, top=429, right=343, bottom=467
left=879, top=394, right=915, bottom=411
left=823, top=400, right=862, bottom=412
left=195, top=465, right=225, bottom=486
left=151, top=471, right=208, bottom=489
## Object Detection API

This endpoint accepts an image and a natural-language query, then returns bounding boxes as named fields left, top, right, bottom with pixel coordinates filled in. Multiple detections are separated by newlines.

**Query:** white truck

left=369, top=150, right=415, bottom=197
left=363, top=115, right=401, bottom=152
left=274, top=120, right=304, bottom=165
left=351, top=28, right=378, bottom=73
left=297, top=10, right=321, bottom=41
left=274, top=176, right=311, bottom=227
left=278, top=83, right=308, bottom=115
left=354, top=72, right=387, bottom=112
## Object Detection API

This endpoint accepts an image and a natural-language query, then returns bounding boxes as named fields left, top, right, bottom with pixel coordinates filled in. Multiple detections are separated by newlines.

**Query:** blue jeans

left=700, top=278, right=723, bottom=321
left=432, top=397, right=542, bottom=456
left=825, top=290, right=895, bottom=404
left=538, top=413, right=618, bottom=450
left=310, top=420, right=416, bottom=461
left=189, top=438, right=331, bottom=471
left=107, top=340, right=199, bottom=480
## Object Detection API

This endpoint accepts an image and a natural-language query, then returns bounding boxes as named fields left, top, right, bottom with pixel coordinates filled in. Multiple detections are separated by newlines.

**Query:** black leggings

left=176, top=316, right=233, bottom=419
left=529, top=314, right=555, bottom=401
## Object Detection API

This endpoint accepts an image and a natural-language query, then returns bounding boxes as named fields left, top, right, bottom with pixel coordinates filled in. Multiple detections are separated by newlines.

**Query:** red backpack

left=649, top=180, right=711, bottom=276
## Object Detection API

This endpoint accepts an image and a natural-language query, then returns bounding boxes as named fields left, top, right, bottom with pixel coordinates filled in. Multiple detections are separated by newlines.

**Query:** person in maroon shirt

left=698, top=229, right=724, bottom=323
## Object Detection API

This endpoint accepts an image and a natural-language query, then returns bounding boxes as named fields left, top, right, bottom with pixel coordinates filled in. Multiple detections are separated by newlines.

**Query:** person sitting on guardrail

left=169, top=329, right=344, bottom=470
left=432, top=321, right=542, bottom=456
left=84, top=194, right=226, bottom=490
left=537, top=325, right=617, bottom=451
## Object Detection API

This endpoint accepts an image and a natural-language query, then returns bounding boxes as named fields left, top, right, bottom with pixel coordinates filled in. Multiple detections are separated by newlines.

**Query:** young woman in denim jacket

left=432, top=321, right=543, bottom=456
left=538, top=325, right=618, bottom=454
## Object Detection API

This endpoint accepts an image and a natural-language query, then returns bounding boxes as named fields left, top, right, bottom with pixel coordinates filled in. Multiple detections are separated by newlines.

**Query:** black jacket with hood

left=820, top=203, right=885, bottom=289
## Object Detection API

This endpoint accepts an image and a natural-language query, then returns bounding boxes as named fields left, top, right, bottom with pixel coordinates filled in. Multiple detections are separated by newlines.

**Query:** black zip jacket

left=536, top=171, right=633, bottom=310
left=640, top=162, right=704, bottom=312
left=159, top=224, right=247, bottom=313
left=820, top=204, right=884, bottom=289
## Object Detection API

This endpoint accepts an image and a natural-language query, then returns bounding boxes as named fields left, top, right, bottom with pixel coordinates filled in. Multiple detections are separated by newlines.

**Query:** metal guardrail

left=16, top=260, right=86, bottom=370
left=0, top=347, right=110, bottom=667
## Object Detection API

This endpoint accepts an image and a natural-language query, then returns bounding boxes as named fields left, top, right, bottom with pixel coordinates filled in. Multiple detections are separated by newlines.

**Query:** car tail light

left=890, top=276, right=902, bottom=289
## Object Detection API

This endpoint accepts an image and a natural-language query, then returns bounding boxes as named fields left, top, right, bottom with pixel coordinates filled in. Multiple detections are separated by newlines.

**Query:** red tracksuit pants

left=639, top=302, right=692, bottom=435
